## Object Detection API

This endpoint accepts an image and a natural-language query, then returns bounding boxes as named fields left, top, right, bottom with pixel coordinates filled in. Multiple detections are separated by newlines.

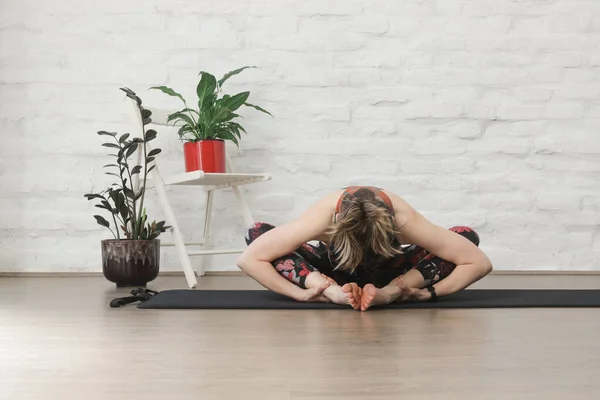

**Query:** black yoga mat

left=137, top=289, right=600, bottom=309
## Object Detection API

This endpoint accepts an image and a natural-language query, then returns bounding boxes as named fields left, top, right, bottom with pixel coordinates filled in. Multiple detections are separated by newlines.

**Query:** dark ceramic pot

left=101, top=239, right=160, bottom=287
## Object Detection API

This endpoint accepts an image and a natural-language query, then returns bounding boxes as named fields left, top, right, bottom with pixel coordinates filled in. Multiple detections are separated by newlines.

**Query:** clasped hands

left=297, top=274, right=427, bottom=311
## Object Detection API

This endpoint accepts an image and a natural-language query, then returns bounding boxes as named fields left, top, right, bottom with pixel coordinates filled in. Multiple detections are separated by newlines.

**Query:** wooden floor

left=1, top=274, right=600, bottom=400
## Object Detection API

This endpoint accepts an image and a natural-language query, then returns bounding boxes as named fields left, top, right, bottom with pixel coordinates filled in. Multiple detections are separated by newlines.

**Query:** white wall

left=1, top=0, right=599, bottom=273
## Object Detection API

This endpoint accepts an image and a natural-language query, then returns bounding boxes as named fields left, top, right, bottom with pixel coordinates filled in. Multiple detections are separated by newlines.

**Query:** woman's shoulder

left=307, top=187, right=413, bottom=213
left=382, top=190, right=416, bottom=227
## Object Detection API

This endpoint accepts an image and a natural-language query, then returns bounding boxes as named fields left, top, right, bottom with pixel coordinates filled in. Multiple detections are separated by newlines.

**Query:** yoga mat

left=137, top=289, right=600, bottom=309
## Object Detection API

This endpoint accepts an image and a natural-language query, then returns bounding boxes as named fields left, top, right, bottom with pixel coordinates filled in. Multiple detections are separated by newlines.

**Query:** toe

left=352, top=284, right=360, bottom=298
left=361, top=284, right=376, bottom=311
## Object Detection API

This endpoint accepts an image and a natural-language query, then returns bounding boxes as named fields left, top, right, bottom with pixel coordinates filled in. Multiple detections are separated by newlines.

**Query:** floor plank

left=1, top=275, right=599, bottom=400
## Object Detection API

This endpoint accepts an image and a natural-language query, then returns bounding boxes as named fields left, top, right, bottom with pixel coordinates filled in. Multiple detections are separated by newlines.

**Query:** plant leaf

left=180, top=108, right=199, bottom=116
left=94, top=215, right=110, bottom=228
left=120, top=87, right=141, bottom=104
left=125, top=144, right=138, bottom=159
left=141, top=109, right=152, bottom=119
left=146, top=157, right=155, bottom=163
left=148, top=148, right=161, bottom=157
left=230, top=122, right=247, bottom=134
left=131, top=165, right=143, bottom=175
left=221, top=91, right=250, bottom=112
left=103, top=164, right=119, bottom=169
left=201, top=93, right=217, bottom=112
left=211, top=106, right=234, bottom=124
left=197, top=72, right=217, bottom=111
left=230, top=125, right=242, bottom=140
left=218, top=130, right=239, bottom=147
left=120, top=87, right=135, bottom=96
left=98, top=131, right=117, bottom=137
left=119, top=133, right=130, bottom=144
left=142, top=117, right=152, bottom=126
left=167, top=112, right=195, bottom=127
left=218, top=66, right=256, bottom=87
left=149, top=86, right=186, bottom=105
left=148, top=165, right=156, bottom=173
left=120, top=204, right=129, bottom=224
left=105, top=172, right=121, bottom=178
left=145, top=129, right=157, bottom=142
left=84, top=194, right=104, bottom=200
left=217, top=112, right=240, bottom=123
left=123, top=187, right=135, bottom=199
left=244, top=102, right=273, bottom=116
left=102, top=143, right=121, bottom=149
left=117, top=192, right=126, bottom=208
left=177, top=125, right=194, bottom=140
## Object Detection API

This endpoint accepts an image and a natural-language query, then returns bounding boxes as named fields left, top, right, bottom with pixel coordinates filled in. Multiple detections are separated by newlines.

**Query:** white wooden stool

left=129, top=101, right=270, bottom=288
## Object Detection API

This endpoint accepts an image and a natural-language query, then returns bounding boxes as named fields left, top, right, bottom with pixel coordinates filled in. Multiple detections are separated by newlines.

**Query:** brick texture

left=1, top=0, right=599, bottom=272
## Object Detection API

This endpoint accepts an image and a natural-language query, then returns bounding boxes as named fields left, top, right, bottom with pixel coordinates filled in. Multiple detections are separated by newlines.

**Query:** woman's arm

left=398, top=208, right=493, bottom=298
left=236, top=194, right=336, bottom=301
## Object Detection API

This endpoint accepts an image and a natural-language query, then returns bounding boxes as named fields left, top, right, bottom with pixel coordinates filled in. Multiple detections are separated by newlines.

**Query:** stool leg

left=197, top=190, right=214, bottom=276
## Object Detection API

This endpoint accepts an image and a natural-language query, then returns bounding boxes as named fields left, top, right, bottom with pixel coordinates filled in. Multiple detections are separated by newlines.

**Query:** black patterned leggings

left=245, top=222, right=480, bottom=289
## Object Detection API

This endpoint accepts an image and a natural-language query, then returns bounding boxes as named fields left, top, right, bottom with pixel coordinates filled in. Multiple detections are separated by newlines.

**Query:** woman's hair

left=327, top=188, right=402, bottom=273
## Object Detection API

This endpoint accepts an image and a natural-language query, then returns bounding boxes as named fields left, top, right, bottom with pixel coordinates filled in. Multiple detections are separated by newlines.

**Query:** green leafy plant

left=84, top=88, right=170, bottom=240
left=150, top=66, right=272, bottom=146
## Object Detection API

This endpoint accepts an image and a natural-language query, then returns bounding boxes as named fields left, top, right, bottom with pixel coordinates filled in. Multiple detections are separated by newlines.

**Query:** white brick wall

left=1, top=0, right=599, bottom=273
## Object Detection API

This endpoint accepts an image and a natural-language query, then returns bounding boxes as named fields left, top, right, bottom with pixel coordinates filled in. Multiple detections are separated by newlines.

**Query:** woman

left=237, top=186, right=492, bottom=311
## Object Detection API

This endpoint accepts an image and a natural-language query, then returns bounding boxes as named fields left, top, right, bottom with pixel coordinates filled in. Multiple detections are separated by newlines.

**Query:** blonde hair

left=327, top=189, right=403, bottom=273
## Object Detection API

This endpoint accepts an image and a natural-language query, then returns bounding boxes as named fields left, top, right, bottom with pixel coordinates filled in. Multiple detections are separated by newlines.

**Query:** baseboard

left=490, top=270, right=600, bottom=276
left=0, top=271, right=243, bottom=277
left=1, top=270, right=600, bottom=277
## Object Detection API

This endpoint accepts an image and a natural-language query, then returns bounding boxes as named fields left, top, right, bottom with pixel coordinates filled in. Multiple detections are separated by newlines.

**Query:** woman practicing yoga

left=237, top=186, right=493, bottom=310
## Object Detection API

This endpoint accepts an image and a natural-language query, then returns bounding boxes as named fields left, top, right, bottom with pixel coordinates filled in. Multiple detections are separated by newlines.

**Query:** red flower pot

left=183, top=140, right=226, bottom=173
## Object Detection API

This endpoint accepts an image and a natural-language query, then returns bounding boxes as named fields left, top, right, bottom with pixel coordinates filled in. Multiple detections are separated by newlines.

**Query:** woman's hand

left=396, top=279, right=430, bottom=302
left=237, top=193, right=338, bottom=302
left=295, top=281, right=331, bottom=303
left=395, top=206, right=492, bottom=298
left=321, top=274, right=338, bottom=286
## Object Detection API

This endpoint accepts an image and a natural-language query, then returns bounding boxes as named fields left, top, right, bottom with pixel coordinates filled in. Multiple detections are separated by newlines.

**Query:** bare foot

left=323, top=284, right=351, bottom=306
left=342, top=283, right=362, bottom=310
left=302, top=280, right=331, bottom=303
left=360, top=284, right=393, bottom=311
left=322, top=274, right=338, bottom=286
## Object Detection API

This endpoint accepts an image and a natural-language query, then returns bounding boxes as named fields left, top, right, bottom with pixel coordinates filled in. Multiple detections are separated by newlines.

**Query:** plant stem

left=124, top=161, right=138, bottom=239
left=99, top=192, right=122, bottom=239
left=182, top=101, right=201, bottom=142
left=114, top=136, right=137, bottom=239
left=111, top=213, right=121, bottom=240
left=136, top=127, right=150, bottom=239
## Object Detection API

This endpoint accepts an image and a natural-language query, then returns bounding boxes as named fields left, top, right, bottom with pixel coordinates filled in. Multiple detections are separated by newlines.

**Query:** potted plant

left=84, top=88, right=170, bottom=287
left=150, top=66, right=272, bottom=173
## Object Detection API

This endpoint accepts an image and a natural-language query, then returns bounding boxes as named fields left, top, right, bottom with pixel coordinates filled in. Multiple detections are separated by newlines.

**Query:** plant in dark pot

left=84, top=88, right=170, bottom=287
left=150, top=66, right=272, bottom=173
